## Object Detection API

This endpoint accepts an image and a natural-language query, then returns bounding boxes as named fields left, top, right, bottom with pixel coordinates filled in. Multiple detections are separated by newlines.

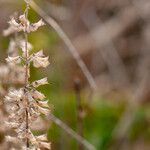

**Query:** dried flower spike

left=4, top=1, right=51, bottom=149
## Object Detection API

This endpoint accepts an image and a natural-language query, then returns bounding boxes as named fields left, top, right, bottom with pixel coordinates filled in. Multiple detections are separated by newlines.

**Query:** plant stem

left=74, top=78, right=84, bottom=150
left=24, top=2, right=30, bottom=149
left=48, top=114, right=96, bottom=150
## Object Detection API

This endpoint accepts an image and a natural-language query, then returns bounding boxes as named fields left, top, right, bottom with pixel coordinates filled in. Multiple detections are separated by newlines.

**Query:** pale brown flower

left=3, top=1, right=51, bottom=149
left=32, top=50, right=50, bottom=68
left=6, top=56, right=21, bottom=64
left=32, top=77, right=49, bottom=88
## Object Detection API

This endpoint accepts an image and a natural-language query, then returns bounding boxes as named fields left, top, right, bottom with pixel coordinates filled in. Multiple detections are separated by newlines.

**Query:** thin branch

left=48, top=114, right=96, bottom=150
left=29, top=0, right=97, bottom=91
left=74, top=78, right=84, bottom=150
left=79, top=4, right=132, bottom=87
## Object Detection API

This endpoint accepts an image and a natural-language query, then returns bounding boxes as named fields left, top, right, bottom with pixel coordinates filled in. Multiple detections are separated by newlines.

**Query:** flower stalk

left=4, top=0, right=51, bottom=149
left=24, top=2, right=30, bottom=148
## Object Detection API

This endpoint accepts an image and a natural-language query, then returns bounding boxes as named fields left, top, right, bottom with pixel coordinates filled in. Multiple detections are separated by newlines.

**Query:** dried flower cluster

left=3, top=1, right=51, bottom=149
left=0, top=35, right=26, bottom=149
left=3, top=14, right=45, bottom=37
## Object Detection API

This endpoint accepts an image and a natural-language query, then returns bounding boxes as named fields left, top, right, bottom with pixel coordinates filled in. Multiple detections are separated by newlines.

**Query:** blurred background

left=0, top=0, right=150, bottom=150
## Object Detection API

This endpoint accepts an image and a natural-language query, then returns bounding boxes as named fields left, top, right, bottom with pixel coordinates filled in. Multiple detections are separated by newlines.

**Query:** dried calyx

left=3, top=14, right=45, bottom=36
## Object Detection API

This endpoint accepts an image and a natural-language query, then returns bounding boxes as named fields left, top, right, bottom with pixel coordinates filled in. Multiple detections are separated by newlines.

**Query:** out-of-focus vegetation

left=1, top=0, right=150, bottom=150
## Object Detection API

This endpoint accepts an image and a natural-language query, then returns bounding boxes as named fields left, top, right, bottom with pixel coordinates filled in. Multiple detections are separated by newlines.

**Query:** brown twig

left=74, top=78, right=84, bottom=150
left=29, top=0, right=97, bottom=91
left=48, top=114, right=96, bottom=150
